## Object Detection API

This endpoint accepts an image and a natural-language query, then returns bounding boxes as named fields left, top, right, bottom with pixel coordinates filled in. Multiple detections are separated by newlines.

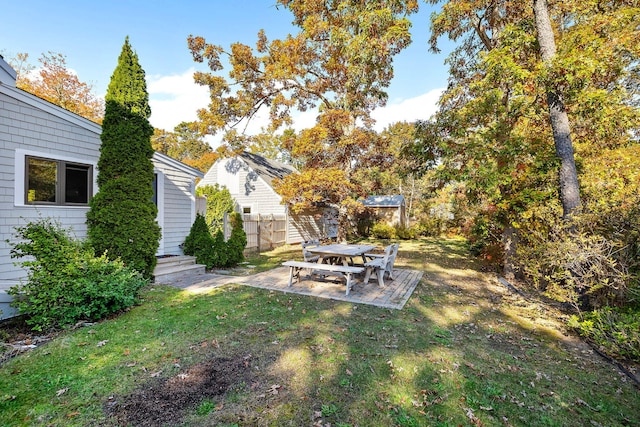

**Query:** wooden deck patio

left=168, top=266, right=423, bottom=310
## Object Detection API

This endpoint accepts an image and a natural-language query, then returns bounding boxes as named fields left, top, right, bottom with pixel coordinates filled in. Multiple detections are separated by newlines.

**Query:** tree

left=152, top=122, right=214, bottom=163
left=532, top=0, right=580, bottom=217
left=183, top=150, right=219, bottom=173
left=2, top=52, right=34, bottom=81
left=15, top=52, right=104, bottom=123
left=196, top=184, right=235, bottom=235
left=188, top=0, right=418, bottom=239
left=86, top=37, right=161, bottom=278
left=351, top=121, right=438, bottom=223
left=425, top=1, right=639, bottom=270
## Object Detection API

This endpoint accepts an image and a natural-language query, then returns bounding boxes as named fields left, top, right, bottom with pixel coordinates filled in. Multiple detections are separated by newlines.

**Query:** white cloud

left=146, top=71, right=443, bottom=138
left=371, top=88, right=444, bottom=131
left=147, top=68, right=209, bottom=131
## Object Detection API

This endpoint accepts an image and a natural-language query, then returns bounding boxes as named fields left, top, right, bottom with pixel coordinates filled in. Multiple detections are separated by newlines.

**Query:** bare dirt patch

left=105, top=355, right=253, bottom=427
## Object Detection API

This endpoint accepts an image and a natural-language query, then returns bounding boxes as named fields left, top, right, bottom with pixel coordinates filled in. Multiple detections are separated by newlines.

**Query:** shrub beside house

left=0, top=55, right=202, bottom=320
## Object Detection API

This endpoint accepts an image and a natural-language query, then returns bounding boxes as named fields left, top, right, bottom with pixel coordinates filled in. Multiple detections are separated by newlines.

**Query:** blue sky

left=1, top=1, right=453, bottom=134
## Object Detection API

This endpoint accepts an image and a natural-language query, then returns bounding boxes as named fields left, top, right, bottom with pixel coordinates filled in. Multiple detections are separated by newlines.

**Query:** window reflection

left=27, top=158, right=57, bottom=203
left=26, top=156, right=92, bottom=206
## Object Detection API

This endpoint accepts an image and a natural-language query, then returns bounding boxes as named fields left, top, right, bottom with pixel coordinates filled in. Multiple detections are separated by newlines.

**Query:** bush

left=569, top=307, right=640, bottom=362
left=210, top=230, right=229, bottom=268
left=224, top=212, right=247, bottom=267
left=8, top=218, right=148, bottom=331
left=371, top=222, right=396, bottom=239
left=517, top=207, right=634, bottom=310
left=183, top=212, right=247, bottom=269
left=196, top=184, right=234, bottom=235
left=183, top=213, right=217, bottom=269
left=394, top=225, right=419, bottom=240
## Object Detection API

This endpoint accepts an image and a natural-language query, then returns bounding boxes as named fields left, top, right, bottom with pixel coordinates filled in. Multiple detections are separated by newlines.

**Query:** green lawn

left=1, top=238, right=638, bottom=426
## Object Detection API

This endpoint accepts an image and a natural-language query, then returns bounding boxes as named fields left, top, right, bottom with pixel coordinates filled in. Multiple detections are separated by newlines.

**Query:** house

left=0, top=56, right=203, bottom=319
left=361, top=195, right=407, bottom=227
left=198, top=151, right=337, bottom=250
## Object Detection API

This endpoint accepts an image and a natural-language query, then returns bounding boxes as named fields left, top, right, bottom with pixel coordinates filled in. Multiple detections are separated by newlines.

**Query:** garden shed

left=361, top=195, right=407, bottom=227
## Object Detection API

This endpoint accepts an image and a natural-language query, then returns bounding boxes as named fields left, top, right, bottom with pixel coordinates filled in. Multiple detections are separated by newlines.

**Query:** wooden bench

left=282, top=260, right=364, bottom=296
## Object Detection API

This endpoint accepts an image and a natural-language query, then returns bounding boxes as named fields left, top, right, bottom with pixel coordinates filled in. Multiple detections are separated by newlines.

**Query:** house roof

left=239, top=151, right=297, bottom=188
left=0, top=55, right=17, bottom=86
left=361, top=195, right=405, bottom=208
left=0, top=56, right=102, bottom=134
left=153, top=152, right=204, bottom=178
left=1, top=57, right=200, bottom=177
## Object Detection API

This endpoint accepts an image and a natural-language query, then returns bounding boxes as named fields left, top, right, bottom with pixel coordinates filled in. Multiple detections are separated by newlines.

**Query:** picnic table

left=307, top=243, right=376, bottom=266
left=281, top=243, right=377, bottom=295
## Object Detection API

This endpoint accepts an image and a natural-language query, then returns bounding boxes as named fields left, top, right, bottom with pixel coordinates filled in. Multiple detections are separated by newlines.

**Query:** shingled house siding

left=1, top=56, right=202, bottom=319
left=198, top=156, right=288, bottom=216
left=152, top=153, right=201, bottom=255
left=0, top=89, right=101, bottom=284
left=199, top=152, right=339, bottom=247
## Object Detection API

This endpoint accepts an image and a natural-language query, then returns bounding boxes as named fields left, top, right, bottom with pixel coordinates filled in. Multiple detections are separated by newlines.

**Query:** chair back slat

left=301, top=239, right=320, bottom=262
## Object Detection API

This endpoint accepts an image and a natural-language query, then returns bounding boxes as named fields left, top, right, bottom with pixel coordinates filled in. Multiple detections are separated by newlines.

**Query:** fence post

left=257, top=213, right=261, bottom=253
left=270, top=214, right=274, bottom=249
left=195, top=196, right=207, bottom=216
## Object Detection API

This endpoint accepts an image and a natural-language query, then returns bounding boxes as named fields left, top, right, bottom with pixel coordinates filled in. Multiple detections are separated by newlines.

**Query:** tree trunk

left=336, top=204, right=349, bottom=243
left=533, top=0, right=581, bottom=217
left=502, top=225, right=519, bottom=280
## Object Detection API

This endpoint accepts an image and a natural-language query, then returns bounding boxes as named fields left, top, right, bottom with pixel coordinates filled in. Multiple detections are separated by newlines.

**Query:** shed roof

left=361, top=195, right=405, bottom=208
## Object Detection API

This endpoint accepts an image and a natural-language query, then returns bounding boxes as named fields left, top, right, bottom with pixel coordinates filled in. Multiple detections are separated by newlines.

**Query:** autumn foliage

left=188, top=0, right=418, bottom=239
left=16, top=52, right=104, bottom=123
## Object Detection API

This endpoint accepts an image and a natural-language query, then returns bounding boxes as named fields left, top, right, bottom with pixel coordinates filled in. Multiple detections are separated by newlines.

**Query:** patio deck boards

left=164, top=266, right=423, bottom=310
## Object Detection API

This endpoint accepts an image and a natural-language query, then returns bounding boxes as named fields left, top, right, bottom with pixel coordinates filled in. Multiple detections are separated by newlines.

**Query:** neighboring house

left=0, top=56, right=202, bottom=319
left=361, top=195, right=407, bottom=227
left=198, top=151, right=337, bottom=249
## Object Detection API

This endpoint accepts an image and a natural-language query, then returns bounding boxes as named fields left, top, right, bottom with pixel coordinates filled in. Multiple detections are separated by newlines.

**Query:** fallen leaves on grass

left=269, top=384, right=281, bottom=395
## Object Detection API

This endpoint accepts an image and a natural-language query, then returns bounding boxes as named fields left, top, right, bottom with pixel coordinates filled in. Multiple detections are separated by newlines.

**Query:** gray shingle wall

left=154, top=161, right=196, bottom=255
left=0, top=91, right=101, bottom=282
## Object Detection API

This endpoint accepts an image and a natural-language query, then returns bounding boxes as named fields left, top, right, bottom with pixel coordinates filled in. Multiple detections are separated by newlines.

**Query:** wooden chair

left=363, top=243, right=398, bottom=286
left=301, top=239, right=320, bottom=263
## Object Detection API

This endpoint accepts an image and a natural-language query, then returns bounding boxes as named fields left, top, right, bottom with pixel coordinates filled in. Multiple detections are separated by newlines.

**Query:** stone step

left=155, top=255, right=199, bottom=269
left=153, top=263, right=206, bottom=284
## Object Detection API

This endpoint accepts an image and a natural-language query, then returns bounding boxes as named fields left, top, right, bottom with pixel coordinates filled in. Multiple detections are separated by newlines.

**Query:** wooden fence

left=224, top=213, right=287, bottom=252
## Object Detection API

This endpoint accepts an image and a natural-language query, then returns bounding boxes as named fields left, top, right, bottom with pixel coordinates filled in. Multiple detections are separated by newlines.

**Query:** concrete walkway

left=158, top=266, right=423, bottom=310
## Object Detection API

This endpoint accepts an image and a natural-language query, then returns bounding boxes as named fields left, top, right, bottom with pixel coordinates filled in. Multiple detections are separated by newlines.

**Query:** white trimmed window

left=15, top=149, right=97, bottom=207
left=24, top=156, right=93, bottom=205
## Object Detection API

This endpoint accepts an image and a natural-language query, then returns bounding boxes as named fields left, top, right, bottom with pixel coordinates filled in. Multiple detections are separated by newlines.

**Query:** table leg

left=288, top=266, right=301, bottom=287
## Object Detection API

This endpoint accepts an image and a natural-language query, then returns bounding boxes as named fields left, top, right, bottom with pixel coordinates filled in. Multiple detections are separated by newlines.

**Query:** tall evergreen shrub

left=226, top=212, right=247, bottom=266
left=183, top=213, right=216, bottom=268
left=86, top=37, right=161, bottom=278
